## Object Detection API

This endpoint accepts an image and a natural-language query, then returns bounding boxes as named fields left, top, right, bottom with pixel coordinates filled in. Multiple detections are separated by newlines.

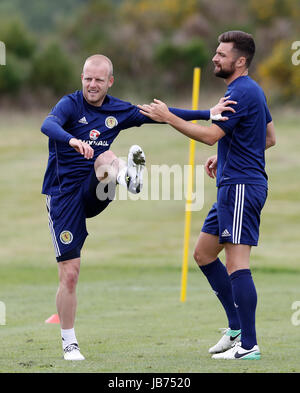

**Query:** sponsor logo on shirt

left=82, top=139, right=109, bottom=147
left=81, top=129, right=109, bottom=147
left=89, top=129, right=100, bottom=140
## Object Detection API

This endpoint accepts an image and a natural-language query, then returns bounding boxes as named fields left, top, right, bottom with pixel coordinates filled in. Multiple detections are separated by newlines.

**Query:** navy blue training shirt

left=212, top=76, right=272, bottom=188
left=41, top=90, right=211, bottom=195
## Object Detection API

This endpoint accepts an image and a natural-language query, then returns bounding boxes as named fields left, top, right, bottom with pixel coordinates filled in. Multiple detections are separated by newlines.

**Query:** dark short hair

left=218, top=30, right=255, bottom=67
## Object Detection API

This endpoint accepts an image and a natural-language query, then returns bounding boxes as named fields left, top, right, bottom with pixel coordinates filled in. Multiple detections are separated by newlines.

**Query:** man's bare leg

left=224, top=243, right=250, bottom=275
left=56, top=258, right=84, bottom=360
left=56, top=258, right=80, bottom=329
left=193, top=231, right=224, bottom=266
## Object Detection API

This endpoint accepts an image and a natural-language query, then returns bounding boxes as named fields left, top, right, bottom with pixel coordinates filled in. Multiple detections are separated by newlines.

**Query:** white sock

left=61, top=328, right=78, bottom=350
left=116, top=165, right=128, bottom=187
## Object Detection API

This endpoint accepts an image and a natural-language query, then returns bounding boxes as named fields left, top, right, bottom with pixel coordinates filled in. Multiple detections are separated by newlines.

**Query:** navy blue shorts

left=46, top=169, right=115, bottom=262
left=202, top=184, right=267, bottom=246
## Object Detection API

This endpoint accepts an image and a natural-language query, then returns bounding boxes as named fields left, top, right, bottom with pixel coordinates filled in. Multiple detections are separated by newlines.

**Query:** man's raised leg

left=94, top=146, right=146, bottom=196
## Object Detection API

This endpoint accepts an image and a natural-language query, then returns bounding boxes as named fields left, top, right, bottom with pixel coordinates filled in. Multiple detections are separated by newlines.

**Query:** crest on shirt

left=89, top=129, right=101, bottom=140
left=105, top=116, right=118, bottom=129
left=60, top=230, right=73, bottom=245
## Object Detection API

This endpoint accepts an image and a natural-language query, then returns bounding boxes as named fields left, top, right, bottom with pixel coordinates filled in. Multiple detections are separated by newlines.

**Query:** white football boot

left=212, top=341, right=261, bottom=360
left=63, top=343, right=85, bottom=361
left=126, top=145, right=146, bottom=194
left=209, top=328, right=241, bottom=354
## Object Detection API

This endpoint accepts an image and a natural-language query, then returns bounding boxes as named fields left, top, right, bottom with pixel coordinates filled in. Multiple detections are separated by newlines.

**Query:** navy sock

left=199, top=258, right=240, bottom=330
left=230, top=269, right=257, bottom=350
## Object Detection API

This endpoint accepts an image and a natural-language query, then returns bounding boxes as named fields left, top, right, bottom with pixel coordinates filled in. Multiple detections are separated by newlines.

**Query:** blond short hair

left=83, top=54, right=114, bottom=77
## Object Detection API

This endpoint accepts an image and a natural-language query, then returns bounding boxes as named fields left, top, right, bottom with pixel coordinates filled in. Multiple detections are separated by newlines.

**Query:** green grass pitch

left=0, top=107, right=299, bottom=373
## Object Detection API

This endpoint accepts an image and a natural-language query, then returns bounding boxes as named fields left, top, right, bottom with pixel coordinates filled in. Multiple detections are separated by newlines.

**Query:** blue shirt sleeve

left=212, top=89, right=247, bottom=134
left=122, top=105, right=210, bottom=129
left=265, top=104, right=272, bottom=124
left=41, top=116, right=73, bottom=144
left=169, top=108, right=210, bottom=121
left=41, top=96, right=75, bottom=144
left=49, top=96, right=76, bottom=126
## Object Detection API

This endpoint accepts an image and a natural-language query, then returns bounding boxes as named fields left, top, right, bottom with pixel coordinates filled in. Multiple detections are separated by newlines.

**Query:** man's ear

left=236, top=56, right=247, bottom=68
left=108, top=75, right=114, bottom=88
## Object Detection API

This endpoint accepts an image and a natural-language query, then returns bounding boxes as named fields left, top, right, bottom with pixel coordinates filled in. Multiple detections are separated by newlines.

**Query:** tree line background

left=0, top=0, right=299, bottom=108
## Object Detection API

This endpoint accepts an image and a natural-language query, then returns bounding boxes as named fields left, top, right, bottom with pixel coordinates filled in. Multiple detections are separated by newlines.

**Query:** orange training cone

left=45, top=313, right=60, bottom=324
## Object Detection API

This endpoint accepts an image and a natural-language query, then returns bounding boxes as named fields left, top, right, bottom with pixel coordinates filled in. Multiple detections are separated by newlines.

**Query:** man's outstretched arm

left=138, top=99, right=225, bottom=146
left=136, top=96, right=236, bottom=124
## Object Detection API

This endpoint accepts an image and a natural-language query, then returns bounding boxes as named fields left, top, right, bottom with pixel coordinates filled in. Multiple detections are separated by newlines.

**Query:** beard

left=214, top=61, right=236, bottom=79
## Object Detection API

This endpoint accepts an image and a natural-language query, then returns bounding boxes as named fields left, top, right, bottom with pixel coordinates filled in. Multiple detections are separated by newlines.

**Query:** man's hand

left=137, top=99, right=171, bottom=123
left=69, top=138, right=94, bottom=160
left=210, top=96, right=237, bottom=121
left=205, top=155, right=218, bottom=179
